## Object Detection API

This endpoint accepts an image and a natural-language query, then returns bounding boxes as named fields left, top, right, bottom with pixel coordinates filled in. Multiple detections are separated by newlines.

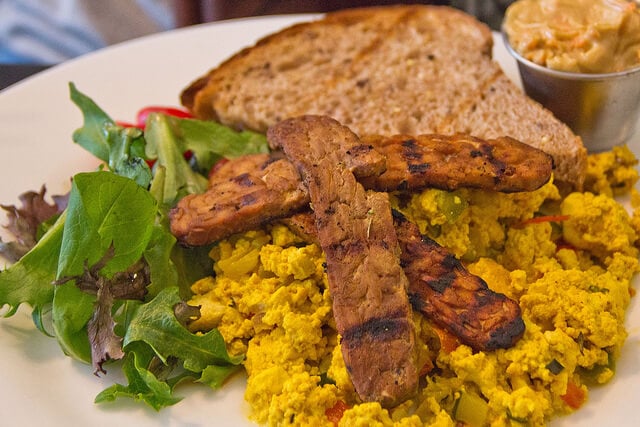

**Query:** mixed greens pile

left=0, top=83, right=269, bottom=409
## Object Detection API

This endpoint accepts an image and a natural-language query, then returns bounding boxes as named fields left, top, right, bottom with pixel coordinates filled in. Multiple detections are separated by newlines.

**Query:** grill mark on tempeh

left=425, top=271, right=456, bottom=294
left=342, top=315, right=413, bottom=349
left=231, top=173, right=255, bottom=187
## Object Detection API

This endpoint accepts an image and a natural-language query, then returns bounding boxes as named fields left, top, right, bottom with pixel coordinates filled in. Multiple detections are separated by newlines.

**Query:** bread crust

left=182, top=5, right=586, bottom=190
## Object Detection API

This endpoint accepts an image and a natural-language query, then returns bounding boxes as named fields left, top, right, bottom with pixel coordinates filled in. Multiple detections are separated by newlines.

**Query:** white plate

left=1, top=14, right=639, bottom=427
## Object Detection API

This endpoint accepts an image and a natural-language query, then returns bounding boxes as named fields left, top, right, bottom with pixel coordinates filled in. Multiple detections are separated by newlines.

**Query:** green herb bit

left=587, top=284, right=609, bottom=294
left=546, top=358, right=565, bottom=375
left=506, top=407, right=529, bottom=424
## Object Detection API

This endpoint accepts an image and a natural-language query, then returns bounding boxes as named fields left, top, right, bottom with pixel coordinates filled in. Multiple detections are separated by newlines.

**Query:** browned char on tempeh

left=392, top=210, right=525, bottom=351
left=268, top=115, right=418, bottom=407
left=170, top=131, right=553, bottom=247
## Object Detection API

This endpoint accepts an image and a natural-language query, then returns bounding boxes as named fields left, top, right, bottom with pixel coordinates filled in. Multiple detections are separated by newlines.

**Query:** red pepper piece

left=561, top=381, right=586, bottom=409
left=325, top=400, right=349, bottom=426
left=136, top=106, right=193, bottom=128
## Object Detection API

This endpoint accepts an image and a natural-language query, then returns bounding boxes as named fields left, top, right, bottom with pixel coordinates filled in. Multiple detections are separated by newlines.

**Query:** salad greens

left=0, top=83, right=269, bottom=409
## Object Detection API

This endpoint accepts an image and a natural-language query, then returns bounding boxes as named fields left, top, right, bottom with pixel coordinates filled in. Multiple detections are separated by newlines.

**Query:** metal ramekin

left=503, top=33, right=640, bottom=152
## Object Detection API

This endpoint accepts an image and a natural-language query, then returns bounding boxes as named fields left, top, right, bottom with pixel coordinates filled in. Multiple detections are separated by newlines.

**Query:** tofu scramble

left=187, top=145, right=640, bottom=426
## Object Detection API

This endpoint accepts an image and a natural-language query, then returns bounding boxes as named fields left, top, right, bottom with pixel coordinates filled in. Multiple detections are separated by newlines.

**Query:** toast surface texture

left=182, top=5, right=587, bottom=189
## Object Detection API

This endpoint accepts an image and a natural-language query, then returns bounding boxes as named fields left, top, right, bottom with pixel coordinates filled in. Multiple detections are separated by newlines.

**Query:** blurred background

left=0, top=0, right=514, bottom=87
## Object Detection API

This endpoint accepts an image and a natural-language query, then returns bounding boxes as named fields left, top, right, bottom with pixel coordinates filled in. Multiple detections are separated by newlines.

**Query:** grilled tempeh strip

left=170, top=132, right=552, bottom=246
left=268, top=115, right=418, bottom=407
left=359, top=133, right=553, bottom=193
left=169, top=152, right=309, bottom=246
left=392, top=210, right=525, bottom=350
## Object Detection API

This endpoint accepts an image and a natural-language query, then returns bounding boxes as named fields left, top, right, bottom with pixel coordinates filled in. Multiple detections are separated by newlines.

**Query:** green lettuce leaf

left=49, top=172, right=157, bottom=364
left=51, top=281, right=94, bottom=363
left=143, top=224, right=180, bottom=298
left=198, top=364, right=241, bottom=389
left=143, top=113, right=209, bottom=206
left=0, top=211, right=65, bottom=320
left=104, top=125, right=152, bottom=188
left=94, top=342, right=182, bottom=411
left=70, top=83, right=151, bottom=186
left=169, top=244, right=214, bottom=300
left=173, top=117, right=269, bottom=173
left=56, top=171, right=157, bottom=279
left=69, top=82, right=114, bottom=162
left=95, top=288, right=243, bottom=409
left=124, top=287, right=243, bottom=371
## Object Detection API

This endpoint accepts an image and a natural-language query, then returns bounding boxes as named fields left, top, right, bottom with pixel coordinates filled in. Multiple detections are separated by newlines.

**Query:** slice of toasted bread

left=182, top=5, right=587, bottom=190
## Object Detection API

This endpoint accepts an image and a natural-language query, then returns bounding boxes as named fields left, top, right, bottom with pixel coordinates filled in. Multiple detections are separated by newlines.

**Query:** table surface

left=0, top=64, right=51, bottom=90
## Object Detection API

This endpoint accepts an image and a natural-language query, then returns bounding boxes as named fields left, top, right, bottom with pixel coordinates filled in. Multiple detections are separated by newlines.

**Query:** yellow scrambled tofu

left=188, top=147, right=639, bottom=426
